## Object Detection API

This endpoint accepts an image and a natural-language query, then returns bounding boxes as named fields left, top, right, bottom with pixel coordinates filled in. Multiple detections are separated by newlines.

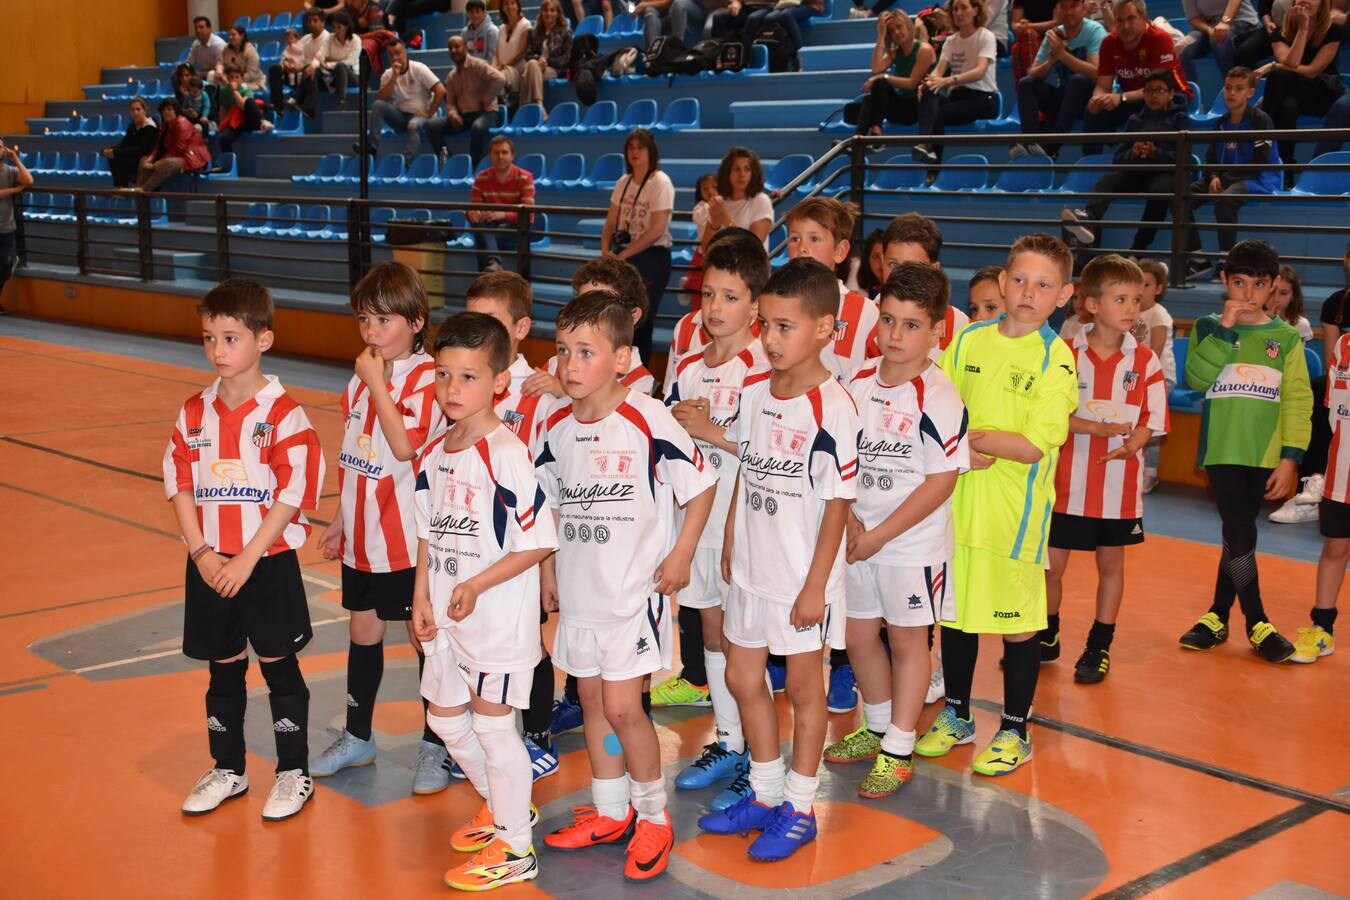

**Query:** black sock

left=829, top=647, right=850, bottom=669
left=345, top=641, right=383, bottom=741
left=1087, top=620, right=1115, bottom=652
left=939, top=627, right=978, bottom=720
left=415, top=649, right=439, bottom=745
left=677, top=605, right=707, bottom=685
left=1000, top=638, right=1041, bottom=739
left=260, top=656, right=310, bottom=775
left=1311, top=606, right=1338, bottom=634
left=564, top=673, right=580, bottom=704
left=642, top=690, right=651, bottom=716
left=1041, top=613, right=1060, bottom=642
left=522, top=654, right=555, bottom=748
left=206, top=658, right=249, bottom=774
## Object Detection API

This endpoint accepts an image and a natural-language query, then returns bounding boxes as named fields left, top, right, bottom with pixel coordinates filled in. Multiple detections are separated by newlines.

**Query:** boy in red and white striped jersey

left=1301, top=333, right=1350, bottom=663
left=1045, top=255, right=1168, bottom=684
left=313, top=262, right=450, bottom=793
left=165, top=279, right=325, bottom=822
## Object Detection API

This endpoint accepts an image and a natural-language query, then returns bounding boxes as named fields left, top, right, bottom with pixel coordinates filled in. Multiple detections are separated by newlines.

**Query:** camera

left=610, top=229, right=632, bottom=253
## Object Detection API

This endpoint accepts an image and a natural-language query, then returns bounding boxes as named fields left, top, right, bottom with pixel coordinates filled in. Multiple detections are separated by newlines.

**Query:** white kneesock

left=782, top=768, right=819, bottom=813
left=863, top=700, right=892, bottom=734
left=748, top=756, right=785, bottom=807
left=427, top=711, right=489, bottom=801
left=630, top=777, right=668, bottom=824
left=592, top=774, right=631, bottom=822
left=704, top=650, right=744, bottom=754
left=881, top=725, right=917, bottom=757
left=472, top=711, right=532, bottom=854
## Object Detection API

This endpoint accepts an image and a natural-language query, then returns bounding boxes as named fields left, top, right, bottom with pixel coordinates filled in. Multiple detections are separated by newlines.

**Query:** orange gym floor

left=0, top=325, right=1346, bottom=899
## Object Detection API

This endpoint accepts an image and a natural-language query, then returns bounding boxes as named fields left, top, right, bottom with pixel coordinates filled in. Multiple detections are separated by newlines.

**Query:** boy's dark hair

left=716, top=147, right=765, bottom=200
left=193, top=15, right=212, bottom=28
left=880, top=262, right=950, bottom=326
left=223, top=64, right=243, bottom=77
left=882, top=213, right=943, bottom=264
left=433, top=312, right=512, bottom=374
left=857, top=227, right=887, bottom=295
left=969, top=264, right=1002, bottom=292
left=159, top=98, right=183, bottom=116
left=762, top=258, right=839, bottom=320
left=1143, top=68, right=1174, bottom=89
left=198, top=278, right=274, bottom=334
left=304, top=8, right=325, bottom=22
left=705, top=225, right=759, bottom=252
left=467, top=270, right=533, bottom=322
left=350, top=261, right=431, bottom=350
left=1223, top=239, right=1280, bottom=279
left=557, top=291, right=635, bottom=349
left=1080, top=253, right=1144, bottom=300
left=466, top=0, right=487, bottom=9
left=571, top=257, right=648, bottom=324
left=703, top=232, right=771, bottom=298
left=1007, top=232, right=1073, bottom=283
left=1134, top=258, right=1169, bottom=300
left=1225, top=65, right=1257, bottom=87
left=623, top=128, right=660, bottom=173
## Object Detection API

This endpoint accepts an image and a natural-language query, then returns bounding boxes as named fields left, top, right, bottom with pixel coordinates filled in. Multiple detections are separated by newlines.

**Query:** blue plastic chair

left=764, top=154, right=813, bottom=192
left=263, top=203, right=302, bottom=237
left=1291, top=151, right=1350, bottom=195
left=536, top=152, right=585, bottom=188
left=401, top=153, right=440, bottom=185
left=579, top=153, right=625, bottom=189
left=1168, top=337, right=1206, bottom=409
left=141, top=78, right=163, bottom=98
left=206, top=152, right=239, bottom=179
left=326, top=156, right=362, bottom=184
left=272, top=11, right=293, bottom=31
left=866, top=154, right=926, bottom=190
left=274, top=108, right=305, bottom=135
left=293, top=153, right=342, bottom=184
left=372, top=155, right=407, bottom=184
left=71, top=152, right=96, bottom=176
left=503, top=103, right=545, bottom=134
left=229, top=201, right=271, bottom=234
left=576, top=101, right=618, bottom=134
left=544, top=101, right=580, bottom=132
left=518, top=153, right=546, bottom=179
left=91, top=154, right=112, bottom=178
left=654, top=97, right=700, bottom=132
left=994, top=155, right=1054, bottom=192
left=529, top=211, right=551, bottom=250
left=55, top=152, right=79, bottom=175
left=1059, top=152, right=1113, bottom=194
left=23, top=193, right=51, bottom=220
left=80, top=116, right=103, bottom=136
left=575, top=14, right=604, bottom=36
left=233, top=15, right=252, bottom=29
left=300, top=204, right=331, bottom=239
left=101, top=115, right=126, bottom=137
left=259, top=41, right=282, bottom=63
left=435, top=153, right=473, bottom=186
left=933, top=153, right=989, bottom=191
left=252, top=13, right=272, bottom=31
left=32, top=151, right=54, bottom=174
left=370, top=207, right=396, bottom=243
left=1306, top=344, right=1325, bottom=379
left=49, top=194, right=75, bottom=222
left=1186, top=81, right=1203, bottom=117
left=613, top=98, right=658, bottom=133
left=803, top=155, right=851, bottom=195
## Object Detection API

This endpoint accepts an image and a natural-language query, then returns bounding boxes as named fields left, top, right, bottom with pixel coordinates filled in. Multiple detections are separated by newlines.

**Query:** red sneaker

left=543, top=805, right=635, bottom=851
left=623, top=812, right=674, bottom=882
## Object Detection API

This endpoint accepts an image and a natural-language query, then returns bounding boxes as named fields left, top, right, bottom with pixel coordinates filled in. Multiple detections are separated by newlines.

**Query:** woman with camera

left=600, top=128, right=674, bottom=362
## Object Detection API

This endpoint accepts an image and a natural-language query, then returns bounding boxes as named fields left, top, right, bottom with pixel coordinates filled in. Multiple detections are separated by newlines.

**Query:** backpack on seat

left=752, top=22, right=792, bottom=72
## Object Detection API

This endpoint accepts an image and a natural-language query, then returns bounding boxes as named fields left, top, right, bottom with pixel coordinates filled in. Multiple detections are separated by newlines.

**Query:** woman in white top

left=601, top=128, right=675, bottom=360
left=318, top=12, right=363, bottom=109
left=495, top=0, right=534, bottom=99
left=700, top=147, right=774, bottom=253
left=913, top=0, right=1000, bottom=163
left=218, top=26, right=265, bottom=91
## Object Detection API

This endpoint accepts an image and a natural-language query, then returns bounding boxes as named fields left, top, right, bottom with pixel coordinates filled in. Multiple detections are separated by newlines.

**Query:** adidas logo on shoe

left=207, top=716, right=227, bottom=733
left=346, top=693, right=358, bottom=708
left=274, top=718, right=301, bottom=733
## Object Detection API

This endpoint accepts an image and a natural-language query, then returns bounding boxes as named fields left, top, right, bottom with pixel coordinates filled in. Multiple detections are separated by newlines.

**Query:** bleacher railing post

left=75, top=193, right=88, bottom=276
left=515, top=206, right=531, bottom=283
left=214, top=195, right=231, bottom=281
left=850, top=138, right=866, bottom=239
left=1170, top=130, right=1191, bottom=290
left=136, top=191, right=155, bottom=282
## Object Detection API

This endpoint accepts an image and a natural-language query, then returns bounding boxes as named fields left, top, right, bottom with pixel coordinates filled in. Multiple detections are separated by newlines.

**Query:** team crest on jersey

left=1007, top=366, right=1037, bottom=395
left=443, top=473, right=479, bottom=511
left=1265, top=339, right=1280, bottom=359
left=251, top=422, right=275, bottom=448
left=709, top=386, right=740, bottom=410
left=880, top=408, right=914, bottom=436
left=1122, top=370, right=1139, bottom=391
left=833, top=320, right=850, bottom=342
left=771, top=422, right=808, bottom=454
left=502, top=410, right=525, bottom=433
left=592, top=450, right=635, bottom=477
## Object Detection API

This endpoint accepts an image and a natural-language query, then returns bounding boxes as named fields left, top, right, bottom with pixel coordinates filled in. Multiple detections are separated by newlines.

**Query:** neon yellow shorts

left=942, top=544, right=1047, bottom=635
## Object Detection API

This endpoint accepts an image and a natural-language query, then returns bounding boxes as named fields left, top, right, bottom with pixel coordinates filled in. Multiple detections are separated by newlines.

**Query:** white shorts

left=678, top=546, right=728, bottom=610
left=420, top=644, right=534, bottom=710
left=723, top=583, right=845, bottom=656
left=845, top=559, right=954, bottom=627
left=553, top=595, right=672, bottom=681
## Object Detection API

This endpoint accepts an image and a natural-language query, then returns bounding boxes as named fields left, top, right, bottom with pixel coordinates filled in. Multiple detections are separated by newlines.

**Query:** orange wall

left=0, top=0, right=183, bottom=136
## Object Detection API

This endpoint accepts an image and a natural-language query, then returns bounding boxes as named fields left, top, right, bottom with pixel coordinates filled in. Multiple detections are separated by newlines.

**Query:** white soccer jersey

left=164, top=376, right=325, bottom=556
left=337, top=352, right=442, bottom=573
left=666, top=341, right=769, bottom=550
left=663, top=310, right=763, bottom=396
left=823, top=284, right=880, bottom=383
left=536, top=390, right=717, bottom=626
left=847, top=362, right=969, bottom=567
left=414, top=424, right=558, bottom=670
left=1323, top=333, right=1350, bottom=504
left=494, top=354, right=552, bottom=456
left=1054, top=330, right=1169, bottom=520
left=547, top=346, right=656, bottom=397
left=727, top=374, right=860, bottom=605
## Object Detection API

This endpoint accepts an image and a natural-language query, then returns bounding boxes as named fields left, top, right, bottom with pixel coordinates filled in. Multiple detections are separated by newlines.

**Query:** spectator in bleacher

left=569, top=0, right=614, bottom=29
left=215, top=66, right=267, bottom=160
left=853, top=227, right=888, bottom=297
left=135, top=100, right=210, bottom=191
left=520, top=0, right=573, bottom=114
left=469, top=135, right=537, bottom=271
left=1256, top=0, right=1350, bottom=173
left=700, top=147, right=773, bottom=252
left=762, top=0, right=830, bottom=66
left=710, top=0, right=776, bottom=39
left=1083, top=0, right=1192, bottom=152
left=305, top=0, right=345, bottom=12
left=370, top=40, right=447, bottom=159
left=387, top=0, right=454, bottom=47
left=494, top=0, right=534, bottom=102
left=855, top=11, right=938, bottom=139
left=601, top=128, right=674, bottom=360
left=270, top=10, right=328, bottom=112
left=317, top=12, right=363, bottom=111
left=343, top=0, right=398, bottom=75
left=188, top=17, right=228, bottom=80
left=103, top=98, right=159, bottom=189
left=670, top=0, right=728, bottom=45
left=634, top=0, right=674, bottom=51
left=1013, top=0, right=1106, bottom=158
left=179, top=76, right=215, bottom=141
left=912, top=0, right=1000, bottom=164
left=1010, top=0, right=1060, bottom=80
left=427, top=35, right=507, bottom=165
left=1234, top=0, right=1290, bottom=66
left=985, top=0, right=1013, bottom=54
left=217, top=26, right=266, bottom=92
left=1084, top=0, right=1117, bottom=27
left=342, top=0, right=387, bottom=33
left=463, top=0, right=500, bottom=61
left=1061, top=69, right=1188, bottom=252
left=1179, top=0, right=1260, bottom=83
left=0, top=140, right=33, bottom=310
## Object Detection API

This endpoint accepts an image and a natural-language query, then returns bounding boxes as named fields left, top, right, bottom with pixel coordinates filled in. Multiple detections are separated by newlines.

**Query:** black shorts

left=1320, top=498, right=1350, bottom=538
left=183, top=550, right=312, bottom=661
left=341, top=564, right=415, bottom=621
left=1048, top=512, right=1145, bottom=551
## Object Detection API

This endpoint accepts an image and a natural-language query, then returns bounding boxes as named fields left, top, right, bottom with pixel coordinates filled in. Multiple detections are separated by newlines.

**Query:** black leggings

left=1261, top=67, right=1344, bottom=163
left=627, top=244, right=671, bottom=369
left=855, top=79, right=919, bottom=134
left=1205, top=464, right=1273, bottom=630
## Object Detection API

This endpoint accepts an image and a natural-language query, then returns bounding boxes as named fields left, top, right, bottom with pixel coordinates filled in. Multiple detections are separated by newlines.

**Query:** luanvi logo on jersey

left=635, top=637, right=650, bottom=655
left=739, top=445, right=806, bottom=481
left=273, top=718, right=301, bottom=733
left=558, top=480, right=636, bottom=509
left=430, top=512, right=480, bottom=538
left=858, top=435, right=914, bottom=462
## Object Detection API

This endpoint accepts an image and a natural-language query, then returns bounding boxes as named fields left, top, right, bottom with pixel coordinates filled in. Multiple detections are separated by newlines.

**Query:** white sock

left=881, top=725, right=917, bottom=757
left=782, top=768, right=819, bottom=812
left=705, top=650, right=744, bottom=754
left=630, top=777, right=668, bottom=824
left=427, top=711, right=489, bottom=801
left=748, top=756, right=785, bottom=807
left=863, top=700, right=892, bottom=734
left=472, top=711, right=532, bottom=854
left=592, top=774, right=631, bottom=822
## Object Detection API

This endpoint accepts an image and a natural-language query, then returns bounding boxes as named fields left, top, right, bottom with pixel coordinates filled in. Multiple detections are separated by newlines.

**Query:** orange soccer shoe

left=623, top=812, right=674, bottom=882
left=444, top=841, right=539, bottom=892
left=451, top=802, right=540, bottom=853
left=542, top=805, right=636, bottom=851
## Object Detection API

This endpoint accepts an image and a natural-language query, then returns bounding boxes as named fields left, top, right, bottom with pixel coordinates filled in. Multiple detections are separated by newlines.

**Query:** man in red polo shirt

left=1082, top=0, right=1193, bottom=151
left=469, top=135, right=536, bottom=272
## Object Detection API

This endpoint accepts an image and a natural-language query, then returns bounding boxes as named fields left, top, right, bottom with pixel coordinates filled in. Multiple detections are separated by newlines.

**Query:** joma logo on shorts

left=993, top=611, right=1020, bottom=619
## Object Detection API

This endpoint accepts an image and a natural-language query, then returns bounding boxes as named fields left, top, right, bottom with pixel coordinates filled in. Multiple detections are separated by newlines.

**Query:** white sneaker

left=261, top=769, right=314, bottom=821
left=848, top=6, right=871, bottom=17
left=1268, top=497, right=1319, bottom=524
left=925, top=665, right=945, bottom=704
left=1295, top=473, right=1325, bottom=505
left=182, top=768, right=248, bottom=816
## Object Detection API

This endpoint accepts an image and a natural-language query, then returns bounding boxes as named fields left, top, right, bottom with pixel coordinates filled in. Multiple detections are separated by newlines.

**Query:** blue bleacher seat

left=604, top=13, right=638, bottom=35
left=274, top=108, right=305, bottom=135
left=1291, top=151, right=1350, bottom=195
left=578, top=153, right=624, bottom=190
left=654, top=97, right=700, bottom=132
left=324, top=156, right=360, bottom=184
left=801, top=155, right=851, bottom=195
left=22, top=193, right=50, bottom=220
left=53, top=114, right=80, bottom=136
left=206, top=152, right=239, bottom=179
left=764, top=154, right=813, bottom=193
left=1169, top=336, right=1205, bottom=409
left=536, top=152, right=585, bottom=188
left=51, top=194, right=76, bottom=222
left=373, top=155, right=407, bottom=184
left=100, top=115, right=125, bottom=137
left=293, top=153, right=342, bottom=184
left=229, top=201, right=271, bottom=234
left=161, top=46, right=191, bottom=69
left=73, top=152, right=98, bottom=177
left=530, top=211, right=550, bottom=250
left=252, top=13, right=272, bottom=31
left=33, top=152, right=56, bottom=175
left=518, top=153, right=545, bottom=179
left=140, top=78, right=163, bottom=98
left=1186, top=81, right=1203, bottom=117
left=91, top=154, right=111, bottom=178
left=435, top=153, right=473, bottom=186
left=503, top=103, right=545, bottom=134
left=261, top=203, right=302, bottom=236
left=55, top=152, right=79, bottom=175
left=1306, top=344, right=1326, bottom=379
left=1059, top=152, right=1113, bottom=194
left=272, top=11, right=292, bottom=31
left=475, top=155, right=493, bottom=175
left=994, top=155, right=1054, bottom=192
left=259, top=42, right=282, bottom=64
left=543, top=101, right=580, bottom=132
left=233, top=15, right=251, bottom=29
left=370, top=206, right=396, bottom=242
left=576, top=101, right=618, bottom=134
left=400, top=154, right=440, bottom=185
left=933, top=153, right=989, bottom=191
left=575, top=14, right=604, bottom=36
left=79, top=116, right=103, bottom=136
left=613, top=99, right=658, bottom=132
left=300, top=204, right=331, bottom=239
left=867, top=154, right=926, bottom=190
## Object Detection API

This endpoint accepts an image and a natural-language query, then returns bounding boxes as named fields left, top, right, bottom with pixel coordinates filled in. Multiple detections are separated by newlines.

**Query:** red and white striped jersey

left=847, top=362, right=969, bottom=567
left=163, top=376, right=325, bottom=556
left=494, top=354, right=552, bottom=456
left=1322, top=332, right=1350, bottom=504
left=337, top=352, right=442, bottom=573
left=1054, top=331, right=1169, bottom=519
left=547, top=346, right=656, bottom=397
left=535, top=390, right=717, bottom=626
left=665, top=340, right=769, bottom=549
left=823, top=283, right=881, bottom=383
left=414, top=424, right=558, bottom=670
left=726, top=375, right=860, bottom=605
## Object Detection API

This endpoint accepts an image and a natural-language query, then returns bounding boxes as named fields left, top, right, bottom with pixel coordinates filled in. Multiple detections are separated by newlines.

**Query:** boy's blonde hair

left=785, top=197, right=858, bottom=245
left=1006, top=233, right=1073, bottom=284
left=1080, top=254, right=1144, bottom=300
